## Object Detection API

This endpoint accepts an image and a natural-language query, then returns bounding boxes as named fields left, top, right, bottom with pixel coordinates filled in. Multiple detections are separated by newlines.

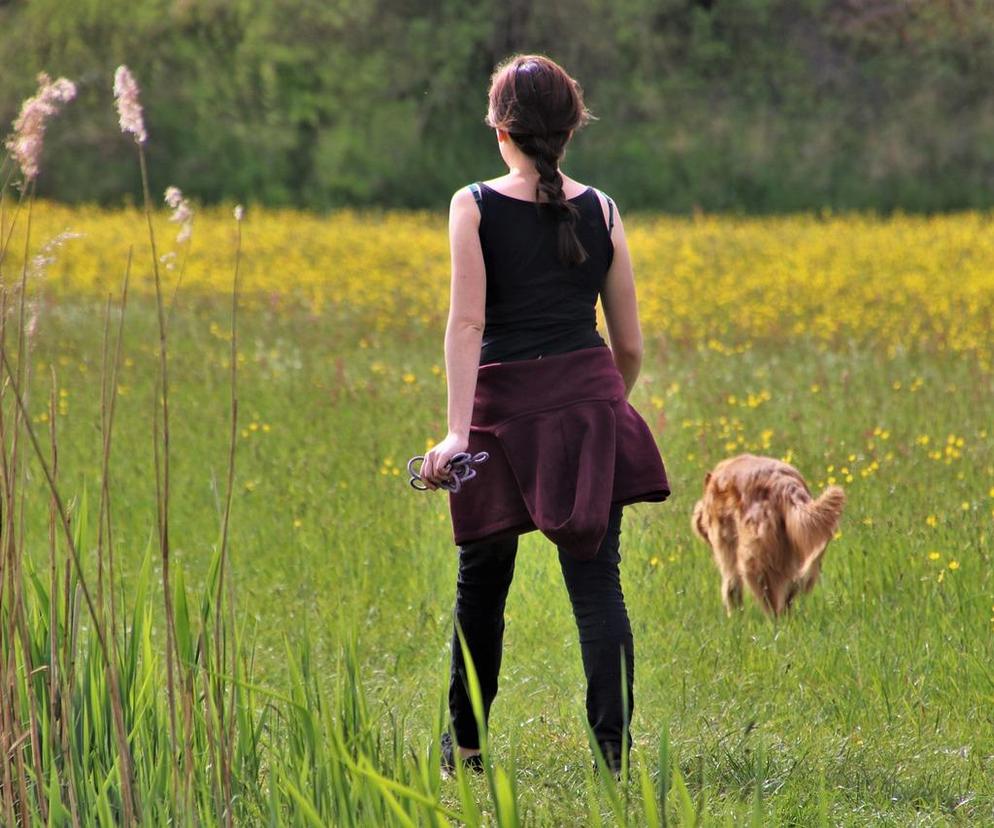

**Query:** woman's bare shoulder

left=450, top=184, right=480, bottom=210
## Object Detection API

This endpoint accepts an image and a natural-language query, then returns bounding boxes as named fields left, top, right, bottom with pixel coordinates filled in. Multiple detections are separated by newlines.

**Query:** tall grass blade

left=639, top=756, right=661, bottom=828
left=658, top=721, right=670, bottom=828
left=671, top=763, right=696, bottom=827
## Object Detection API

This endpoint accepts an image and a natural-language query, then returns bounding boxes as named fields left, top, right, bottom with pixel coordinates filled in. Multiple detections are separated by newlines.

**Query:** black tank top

left=471, top=181, right=615, bottom=365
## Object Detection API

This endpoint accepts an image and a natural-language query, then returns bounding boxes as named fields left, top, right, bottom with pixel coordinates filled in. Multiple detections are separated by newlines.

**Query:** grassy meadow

left=3, top=200, right=994, bottom=825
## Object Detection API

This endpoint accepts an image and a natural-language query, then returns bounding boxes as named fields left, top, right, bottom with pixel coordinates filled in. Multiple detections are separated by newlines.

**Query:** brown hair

left=485, top=54, right=594, bottom=267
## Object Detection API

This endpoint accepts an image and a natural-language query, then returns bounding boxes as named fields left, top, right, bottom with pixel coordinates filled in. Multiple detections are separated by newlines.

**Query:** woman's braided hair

left=485, top=55, right=595, bottom=267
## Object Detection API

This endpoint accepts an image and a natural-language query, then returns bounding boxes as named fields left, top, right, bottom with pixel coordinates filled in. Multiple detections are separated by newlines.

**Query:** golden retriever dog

left=692, top=454, right=845, bottom=618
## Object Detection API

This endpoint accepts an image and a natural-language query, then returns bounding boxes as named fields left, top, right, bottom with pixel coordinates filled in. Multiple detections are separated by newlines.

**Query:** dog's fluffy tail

left=786, top=485, right=846, bottom=577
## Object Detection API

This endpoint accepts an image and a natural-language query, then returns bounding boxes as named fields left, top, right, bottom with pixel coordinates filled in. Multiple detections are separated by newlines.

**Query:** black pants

left=448, top=503, right=633, bottom=762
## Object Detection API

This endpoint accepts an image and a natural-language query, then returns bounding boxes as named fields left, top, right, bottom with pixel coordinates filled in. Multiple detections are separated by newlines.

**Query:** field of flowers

left=4, top=198, right=992, bottom=825
left=14, top=200, right=994, bottom=368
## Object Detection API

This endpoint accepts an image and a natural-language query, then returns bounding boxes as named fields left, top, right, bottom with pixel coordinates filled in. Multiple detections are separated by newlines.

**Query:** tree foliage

left=2, top=0, right=992, bottom=211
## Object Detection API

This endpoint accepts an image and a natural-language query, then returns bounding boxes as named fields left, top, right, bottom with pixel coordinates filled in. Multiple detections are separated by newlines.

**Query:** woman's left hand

left=419, top=431, right=469, bottom=490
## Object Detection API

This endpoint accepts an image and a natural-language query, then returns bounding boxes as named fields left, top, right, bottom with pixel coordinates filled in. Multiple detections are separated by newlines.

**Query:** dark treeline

left=2, top=0, right=993, bottom=213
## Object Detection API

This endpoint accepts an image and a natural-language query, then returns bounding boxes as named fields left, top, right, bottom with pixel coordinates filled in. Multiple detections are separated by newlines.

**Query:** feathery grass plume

left=164, top=186, right=193, bottom=244
left=20, top=229, right=82, bottom=358
left=233, top=204, right=244, bottom=222
left=113, top=65, right=146, bottom=143
left=123, top=64, right=183, bottom=806
left=29, top=229, right=83, bottom=278
left=4, top=72, right=76, bottom=181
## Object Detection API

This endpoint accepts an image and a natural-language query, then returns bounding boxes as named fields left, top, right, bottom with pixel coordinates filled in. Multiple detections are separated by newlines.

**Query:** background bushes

left=2, top=0, right=993, bottom=212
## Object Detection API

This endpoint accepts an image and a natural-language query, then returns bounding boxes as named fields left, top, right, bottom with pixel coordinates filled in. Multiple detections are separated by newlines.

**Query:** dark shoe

left=594, top=742, right=627, bottom=780
left=440, top=732, right=484, bottom=777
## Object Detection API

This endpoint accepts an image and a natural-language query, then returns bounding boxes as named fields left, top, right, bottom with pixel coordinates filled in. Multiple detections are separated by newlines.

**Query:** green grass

left=10, top=296, right=992, bottom=825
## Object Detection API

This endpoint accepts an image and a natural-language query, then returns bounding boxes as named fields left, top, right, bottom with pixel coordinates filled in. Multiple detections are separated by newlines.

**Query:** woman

left=418, top=54, right=670, bottom=775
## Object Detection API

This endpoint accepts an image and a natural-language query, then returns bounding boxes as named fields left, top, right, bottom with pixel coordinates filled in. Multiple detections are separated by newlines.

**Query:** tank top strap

left=592, top=187, right=615, bottom=234
left=469, top=182, right=483, bottom=214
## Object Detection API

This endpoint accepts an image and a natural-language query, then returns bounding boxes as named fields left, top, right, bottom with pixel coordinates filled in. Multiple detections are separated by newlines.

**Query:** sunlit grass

left=12, top=291, right=993, bottom=824
left=3, top=189, right=993, bottom=822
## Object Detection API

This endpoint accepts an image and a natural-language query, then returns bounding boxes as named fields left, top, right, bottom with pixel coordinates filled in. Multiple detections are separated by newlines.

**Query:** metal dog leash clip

left=407, top=451, right=489, bottom=493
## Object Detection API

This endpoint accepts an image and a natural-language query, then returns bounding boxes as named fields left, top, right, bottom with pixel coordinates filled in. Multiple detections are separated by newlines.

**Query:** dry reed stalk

left=11, top=514, right=45, bottom=825
left=181, top=663, right=196, bottom=816
left=97, top=294, right=111, bottom=618
left=0, top=181, right=28, bottom=272
left=0, top=347, right=140, bottom=825
left=0, top=629, right=17, bottom=825
left=0, top=641, right=20, bottom=821
left=9, top=190, right=49, bottom=822
left=1, top=182, right=37, bottom=825
left=47, top=368, right=60, bottom=798
left=165, top=230, right=192, bottom=336
left=0, top=400, right=31, bottom=825
left=12, top=496, right=46, bottom=825
left=2, top=191, right=34, bottom=732
left=89, top=252, right=138, bottom=819
left=92, top=312, right=112, bottom=619
left=0, top=72, right=127, bottom=824
left=101, top=250, right=131, bottom=659
left=181, top=207, right=245, bottom=824
left=48, top=364, right=80, bottom=826
left=217, top=208, right=244, bottom=827
left=13, top=183, right=33, bottom=405
left=136, top=144, right=182, bottom=799
left=0, top=291, right=15, bottom=828
left=199, top=630, right=224, bottom=817
left=4, top=185, right=33, bottom=563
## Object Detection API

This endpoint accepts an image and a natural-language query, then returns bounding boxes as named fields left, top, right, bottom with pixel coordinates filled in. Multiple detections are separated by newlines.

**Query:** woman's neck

left=504, top=163, right=564, bottom=184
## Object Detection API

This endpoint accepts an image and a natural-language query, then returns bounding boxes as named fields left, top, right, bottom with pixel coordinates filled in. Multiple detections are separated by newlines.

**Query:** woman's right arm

left=597, top=199, right=643, bottom=398
left=419, top=187, right=485, bottom=490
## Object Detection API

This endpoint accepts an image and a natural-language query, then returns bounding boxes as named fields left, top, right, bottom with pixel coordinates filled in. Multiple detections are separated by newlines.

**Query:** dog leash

left=407, top=451, right=489, bottom=494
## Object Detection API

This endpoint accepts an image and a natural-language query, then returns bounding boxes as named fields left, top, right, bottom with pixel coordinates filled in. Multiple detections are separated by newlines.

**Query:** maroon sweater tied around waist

left=448, top=345, right=670, bottom=560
